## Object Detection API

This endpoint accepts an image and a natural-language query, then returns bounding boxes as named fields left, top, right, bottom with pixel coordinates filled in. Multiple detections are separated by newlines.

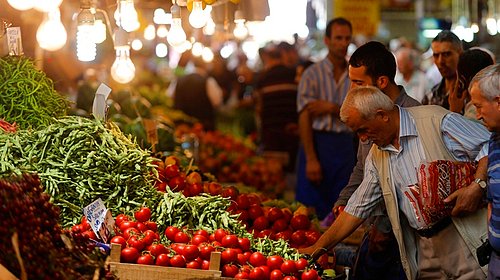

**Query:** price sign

left=92, top=83, right=112, bottom=120
left=6, top=27, right=23, bottom=56
left=83, top=198, right=115, bottom=243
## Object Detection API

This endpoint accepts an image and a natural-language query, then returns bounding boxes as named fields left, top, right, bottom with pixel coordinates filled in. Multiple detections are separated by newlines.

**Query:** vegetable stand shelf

left=108, top=244, right=223, bottom=280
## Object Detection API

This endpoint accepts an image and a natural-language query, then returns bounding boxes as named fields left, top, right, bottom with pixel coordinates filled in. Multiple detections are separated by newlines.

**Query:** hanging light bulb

left=131, top=39, right=143, bottom=51
left=33, top=0, right=63, bottom=12
left=486, top=17, right=498, bottom=35
left=7, top=0, right=35, bottom=11
left=191, top=42, right=204, bottom=57
left=167, top=4, right=186, bottom=48
left=115, top=0, right=140, bottom=32
left=76, top=5, right=96, bottom=62
left=203, top=17, right=215, bottom=35
left=111, top=28, right=135, bottom=84
left=156, top=43, right=168, bottom=57
left=201, top=47, right=214, bottom=63
left=144, top=24, right=156, bottom=40
left=93, top=18, right=107, bottom=44
left=189, top=0, right=207, bottom=28
left=156, top=25, right=168, bottom=38
left=233, top=10, right=248, bottom=40
left=36, top=8, right=67, bottom=51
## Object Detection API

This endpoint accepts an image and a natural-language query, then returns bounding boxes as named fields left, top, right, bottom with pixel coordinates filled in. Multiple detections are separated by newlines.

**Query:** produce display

left=0, top=56, right=68, bottom=129
left=0, top=116, right=159, bottom=227
left=0, top=174, right=112, bottom=279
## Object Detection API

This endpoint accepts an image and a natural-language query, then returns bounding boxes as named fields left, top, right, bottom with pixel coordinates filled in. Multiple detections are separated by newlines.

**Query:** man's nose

left=358, top=133, right=368, bottom=142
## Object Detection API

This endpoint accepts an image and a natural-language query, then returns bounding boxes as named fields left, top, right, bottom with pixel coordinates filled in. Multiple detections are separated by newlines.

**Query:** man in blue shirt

left=469, top=63, right=500, bottom=279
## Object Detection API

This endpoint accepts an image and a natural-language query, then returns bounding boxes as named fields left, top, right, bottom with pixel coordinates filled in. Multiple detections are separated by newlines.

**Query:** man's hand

left=448, top=81, right=467, bottom=114
left=306, top=101, right=337, bottom=117
left=306, top=159, right=322, bottom=184
left=298, top=245, right=320, bottom=256
left=443, top=183, right=485, bottom=216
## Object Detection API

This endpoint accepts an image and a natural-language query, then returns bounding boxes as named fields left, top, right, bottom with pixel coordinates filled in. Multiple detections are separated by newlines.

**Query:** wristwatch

left=474, top=178, right=487, bottom=190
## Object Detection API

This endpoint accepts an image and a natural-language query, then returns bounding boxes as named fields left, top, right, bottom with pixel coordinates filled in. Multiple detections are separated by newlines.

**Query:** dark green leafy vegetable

left=0, top=56, right=69, bottom=129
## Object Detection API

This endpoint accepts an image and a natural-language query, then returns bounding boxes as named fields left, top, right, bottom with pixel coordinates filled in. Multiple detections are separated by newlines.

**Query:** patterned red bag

left=405, top=160, right=477, bottom=229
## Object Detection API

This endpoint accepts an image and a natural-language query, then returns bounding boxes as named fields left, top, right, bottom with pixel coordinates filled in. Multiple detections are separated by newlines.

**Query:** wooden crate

left=108, top=244, right=222, bottom=280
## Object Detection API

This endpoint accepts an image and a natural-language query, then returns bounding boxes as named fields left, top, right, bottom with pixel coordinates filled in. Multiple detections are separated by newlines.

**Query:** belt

left=416, top=217, right=453, bottom=238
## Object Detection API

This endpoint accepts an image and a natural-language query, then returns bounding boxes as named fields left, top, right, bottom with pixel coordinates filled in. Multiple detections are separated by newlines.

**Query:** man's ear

left=376, top=76, right=389, bottom=89
left=495, top=96, right=500, bottom=110
left=376, top=109, right=390, bottom=121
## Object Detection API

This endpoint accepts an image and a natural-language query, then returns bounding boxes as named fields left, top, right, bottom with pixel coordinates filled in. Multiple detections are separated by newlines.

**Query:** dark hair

left=349, top=41, right=397, bottom=83
left=432, top=30, right=463, bottom=52
left=325, top=17, right=352, bottom=38
left=277, top=41, right=295, bottom=51
left=457, top=48, right=494, bottom=88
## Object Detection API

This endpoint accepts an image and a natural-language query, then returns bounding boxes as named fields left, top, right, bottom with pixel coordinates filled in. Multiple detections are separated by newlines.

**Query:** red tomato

left=272, top=218, right=289, bottom=232
left=171, top=243, right=185, bottom=255
left=267, top=207, right=284, bottom=222
left=128, top=236, right=146, bottom=251
left=156, top=253, right=170, bottom=266
left=207, top=182, right=222, bottom=196
left=281, top=260, right=298, bottom=274
left=290, top=230, right=307, bottom=246
left=191, top=234, right=208, bottom=246
left=144, top=221, right=158, bottom=232
left=82, top=230, right=97, bottom=240
left=235, top=272, right=250, bottom=279
left=246, top=193, right=261, bottom=206
left=120, top=247, right=140, bottom=263
left=221, top=234, right=239, bottom=248
left=169, top=176, right=186, bottom=191
left=222, top=264, right=239, bottom=277
left=236, top=194, right=250, bottom=209
left=188, top=183, right=203, bottom=196
left=170, top=255, right=186, bottom=267
left=142, top=230, right=157, bottom=246
left=119, top=221, right=137, bottom=232
left=282, top=208, right=293, bottom=222
left=248, top=205, right=264, bottom=220
left=148, top=243, right=168, bottom=257
left=290, top=214, right=311, bottom=230
left=260, top=265, right=271, bottom=279
left=275, top=230, right=292, bottom=241
left=110, top=235, right=127, bottom=249
left=267, top=255, right=284, bottom=271
left=136, top=222, right=148, bottom=233
left=165, top=226, right=181, bottom=241
left=134, top=207, right=151, bottom=222
left=270, top=269, right=284, bottom=280
left=193, top=229, right=209, bottom=238
left=301, top=269, right=319, bottom=280
left=249, top=252, right=267, bottom=267
left=186, top=260, right=201, bottom=269
left=201, top=259, right=210, bottom=270
left=122, top=227, right=139, bottom=240
left=295, top=258, right=309, bottom=271
left=283, top=276, right=299, bottom=280
left=115, top=214, right=129, bottom=227
left=136, top=254, right=154, bottom=265
left=221, top=248, right=238, bottom=264
left=238, top=237, right=251, bottom=252
left=236, top=253, right=248, bottom=265
left=249, top=267, right=265, bottom=280
left=199, top=244, right=215, bottom=260
left=182, top=244, right=200, bottom=261
left=252, top=216, right=270, bottom=231
left=174, top=231, right=191, bottom=243
left=235, top=210, right=250, bottom=222
left=155, top=181, right=167, bottom=192
left=164, top=164, right=180, bottom=179
left=305, top=231, right=321, bottom=246
left=214, top=228, right=227, bottom=243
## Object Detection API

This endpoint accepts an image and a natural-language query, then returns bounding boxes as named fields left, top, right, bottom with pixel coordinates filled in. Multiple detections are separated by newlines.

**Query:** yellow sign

left=334, top=0, right=381, bottom=37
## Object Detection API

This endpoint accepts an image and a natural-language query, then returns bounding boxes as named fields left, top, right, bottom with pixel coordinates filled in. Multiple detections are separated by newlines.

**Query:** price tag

left=6, top=27, right=22, bottom=56
left=83, top=198, right=115, bottom=243
left=92, top=83, right=112, bottom=120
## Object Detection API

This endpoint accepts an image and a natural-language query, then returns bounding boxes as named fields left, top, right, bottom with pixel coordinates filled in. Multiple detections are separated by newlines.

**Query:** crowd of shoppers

left=169, top=17, right=500, bottom=279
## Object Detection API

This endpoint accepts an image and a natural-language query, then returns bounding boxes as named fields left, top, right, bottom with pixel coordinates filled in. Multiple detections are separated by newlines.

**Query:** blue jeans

left=489, top=251, right=500, bottom=280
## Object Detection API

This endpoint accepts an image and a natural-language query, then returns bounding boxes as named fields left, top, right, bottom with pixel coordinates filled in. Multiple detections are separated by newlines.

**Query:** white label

left=83, top=198, right=115, bottom=243
left=6, top=27, right=22, bottom=56
left=92, top=83, right=112, bottom=120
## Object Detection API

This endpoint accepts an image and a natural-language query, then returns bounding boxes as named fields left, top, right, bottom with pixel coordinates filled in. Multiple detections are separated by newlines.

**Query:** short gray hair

left=340, top=86, right=395, bottom=122
left=469, top=63, right=500, bottom=101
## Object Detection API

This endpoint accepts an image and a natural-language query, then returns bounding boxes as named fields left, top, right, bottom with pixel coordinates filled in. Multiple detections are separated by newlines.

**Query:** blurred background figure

left=449, top=48, right=494, bottom=119
left=173, top=57, right=223, bottom=131
left=395, top=47, right=432, bottom=102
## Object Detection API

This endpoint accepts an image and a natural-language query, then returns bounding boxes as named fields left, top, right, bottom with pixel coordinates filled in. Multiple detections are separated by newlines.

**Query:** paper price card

left=83, top=198, right=115, bottom=243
